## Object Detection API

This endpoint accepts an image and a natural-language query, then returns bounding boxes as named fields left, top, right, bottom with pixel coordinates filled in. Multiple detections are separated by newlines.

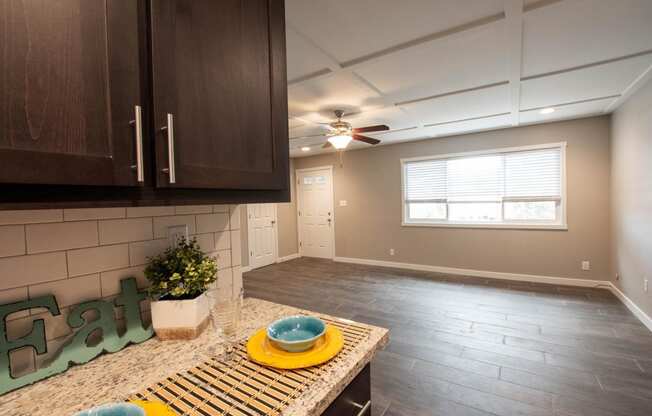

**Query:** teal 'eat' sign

left=0, top=278, right=153, bottom=395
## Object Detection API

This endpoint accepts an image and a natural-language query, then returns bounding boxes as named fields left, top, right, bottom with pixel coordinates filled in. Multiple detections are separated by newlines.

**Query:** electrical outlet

left=581, top=261, right=590, bottom=271
left=168, top=225, right=189, bottom=247
left=645, top=278, right=649, bottom=293
left=389, top=248, right=395, bottom=256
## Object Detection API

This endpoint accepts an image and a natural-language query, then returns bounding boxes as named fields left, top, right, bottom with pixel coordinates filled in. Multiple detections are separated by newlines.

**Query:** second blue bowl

left=267, top=315, right=326, bottom=352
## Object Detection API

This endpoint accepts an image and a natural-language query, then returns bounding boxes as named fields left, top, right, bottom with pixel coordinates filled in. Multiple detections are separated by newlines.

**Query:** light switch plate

left=168, top=225, right=189, bottom=247
left=339, top=200, right=348, bottom=207
left=581, top=261, right=590, bottom=271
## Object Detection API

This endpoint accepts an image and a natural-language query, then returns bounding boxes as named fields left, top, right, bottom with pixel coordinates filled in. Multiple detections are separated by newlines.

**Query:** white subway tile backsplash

left=127, top=206, right=175, bottom=218
left=99, top=218, right=153, bottom=245
left=216, top=249, right=232, bottom=270
left=100, top=266, right=147, bottom=297
left=229, top=205, right=241, bottom=230
left=215, top=231, right=230, bottom=251
left=64, top=208, right=126, bottom=221
left=29, top=274, right=101, bottom=308
left=196, top=213, right=228, bottom=233
left=153, top=215, right=196, bottom=239
left=175, top=205, right=212, bottom=215
left=0, top=252, right=68, bottom=290
left=67, top=244, right=129, bottom=277
left=0, top=210, right=63, bottom=226
left=26, top=221, right=98, bottom=254
left=0, top=225, right=26, bottom=258
left=230, top=230, right=242, bottom=267
left=129, top=239, right=169, bottom=266
left=0, top=204, right=243, bottom=374
left=193, top=233, right=215, bottom=254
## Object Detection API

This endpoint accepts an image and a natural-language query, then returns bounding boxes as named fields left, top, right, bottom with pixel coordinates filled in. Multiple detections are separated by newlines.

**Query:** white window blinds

left=404, top=145, right=562, bottom=203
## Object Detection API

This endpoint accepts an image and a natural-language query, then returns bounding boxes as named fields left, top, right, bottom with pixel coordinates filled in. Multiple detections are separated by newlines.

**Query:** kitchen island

left=0, top=298, right=388, bottom=416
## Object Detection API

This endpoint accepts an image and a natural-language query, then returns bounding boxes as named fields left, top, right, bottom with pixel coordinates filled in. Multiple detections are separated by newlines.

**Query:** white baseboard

left=243, top=254, right=301, bottom=274
left=607, top=282, right=652, bottom=332
left=334, top=256, right=608, bottom=288
left=333, top=256, right=652, bottom=332
left=277, top=253, right=301, bottom=263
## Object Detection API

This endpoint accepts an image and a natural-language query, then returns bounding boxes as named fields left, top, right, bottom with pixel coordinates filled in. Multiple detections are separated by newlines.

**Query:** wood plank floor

left=243, top=258, right=652, bottom=416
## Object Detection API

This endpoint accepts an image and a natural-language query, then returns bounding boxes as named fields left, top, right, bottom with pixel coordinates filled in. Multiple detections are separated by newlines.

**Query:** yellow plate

left=247, top=324, right=344, bottom=369
left=129, top=400, right=177, bottom=416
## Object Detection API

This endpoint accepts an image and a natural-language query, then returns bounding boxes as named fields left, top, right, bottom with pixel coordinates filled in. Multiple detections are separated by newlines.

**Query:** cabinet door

left=0, top=0, right=146, bottom=186
left=151, top=0, right=289, bottom=190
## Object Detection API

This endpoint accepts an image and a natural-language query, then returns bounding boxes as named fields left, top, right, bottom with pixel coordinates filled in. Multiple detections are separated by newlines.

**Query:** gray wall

left=241, top=160, right=298, bottom=267
left=611, top=77, right=652, bottom=317
left=292, top=116, right=612, bottom=281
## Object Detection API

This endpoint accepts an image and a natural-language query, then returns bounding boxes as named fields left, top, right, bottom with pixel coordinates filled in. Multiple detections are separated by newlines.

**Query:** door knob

left=271, top=220, right=276, bottom=225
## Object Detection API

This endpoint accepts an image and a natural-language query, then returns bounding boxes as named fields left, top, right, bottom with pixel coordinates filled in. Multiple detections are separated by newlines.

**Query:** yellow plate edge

left=247, top=324, right=344, bottom=369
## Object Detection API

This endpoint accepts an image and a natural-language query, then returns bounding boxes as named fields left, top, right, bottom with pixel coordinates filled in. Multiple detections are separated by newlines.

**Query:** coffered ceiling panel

left=520, top=54, right=652, bottom=110
left=421, top=113, right=513, bottom=138
left=522, top=0, right=652, bottom=77
left=285, top=0, right=652, bottom=157
left=399, top=83, right=511, bottom=126
left=519, top=96, right=616, bottom=125
left=288, top=72, right=383, bottom=117
left=285, top=0, right=505, bottom=63
left=354, top=22, right=508, bottom=102
left=285, top=27, right=334, bottom=82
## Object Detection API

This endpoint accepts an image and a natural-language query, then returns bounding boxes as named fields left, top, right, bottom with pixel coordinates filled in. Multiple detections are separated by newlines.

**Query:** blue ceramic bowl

left=267, top=315, right=326, bottom=352
left=74, top=403, right=145, bottom=416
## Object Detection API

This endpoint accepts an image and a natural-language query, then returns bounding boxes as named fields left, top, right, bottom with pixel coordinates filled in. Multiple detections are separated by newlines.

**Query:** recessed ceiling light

left=539, top=107, right=555, bottom=115
left=301, top=146, right=310, bottom=152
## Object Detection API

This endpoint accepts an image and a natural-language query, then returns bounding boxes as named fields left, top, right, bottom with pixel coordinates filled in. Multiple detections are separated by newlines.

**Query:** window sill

left=401, top=221, right=568, bottom=230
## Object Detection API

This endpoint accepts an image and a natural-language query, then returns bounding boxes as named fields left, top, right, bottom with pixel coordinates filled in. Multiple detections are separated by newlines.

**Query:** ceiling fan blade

left=353, top=134, right=381, bottom=145
left=322, top=140, right=333, bottom=149
left=353, top=124, right=390, bottom=134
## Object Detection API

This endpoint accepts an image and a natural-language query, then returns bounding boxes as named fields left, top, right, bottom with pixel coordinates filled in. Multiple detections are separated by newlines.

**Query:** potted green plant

left=145, top=238, right=217, bottom=340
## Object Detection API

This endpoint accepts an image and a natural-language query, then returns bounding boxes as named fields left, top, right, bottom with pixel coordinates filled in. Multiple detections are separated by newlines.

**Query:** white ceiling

left=285, top=0, right=652, bottom=157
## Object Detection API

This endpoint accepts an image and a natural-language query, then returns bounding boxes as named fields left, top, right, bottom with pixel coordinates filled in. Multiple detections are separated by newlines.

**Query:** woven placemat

left=127, top=317, right=371, bottom=416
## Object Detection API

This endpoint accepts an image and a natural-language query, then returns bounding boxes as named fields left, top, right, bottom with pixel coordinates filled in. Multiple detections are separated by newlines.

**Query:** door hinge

left=299, top=242, right=302, bottom=247
left=250, top=251, right=253, bottom=257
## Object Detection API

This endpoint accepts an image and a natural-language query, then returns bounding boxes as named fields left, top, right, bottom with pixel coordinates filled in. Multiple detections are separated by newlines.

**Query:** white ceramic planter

left=150, top=292, right=212, bottom=340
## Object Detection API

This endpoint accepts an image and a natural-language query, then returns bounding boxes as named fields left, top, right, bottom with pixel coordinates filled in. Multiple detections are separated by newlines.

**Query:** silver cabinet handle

left=132, top=105, right=145, bottom=183
left=161, top=113, right=176, bottom=184
left=352, top=401, right=371, bottom=416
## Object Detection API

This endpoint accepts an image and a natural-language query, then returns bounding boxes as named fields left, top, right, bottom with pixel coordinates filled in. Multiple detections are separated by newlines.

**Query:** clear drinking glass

left=206, top=288, right=243, bottom=362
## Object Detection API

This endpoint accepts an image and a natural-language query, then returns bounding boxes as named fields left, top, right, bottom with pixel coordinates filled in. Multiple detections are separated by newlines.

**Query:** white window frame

left=400, top=142, right=568, bottom=230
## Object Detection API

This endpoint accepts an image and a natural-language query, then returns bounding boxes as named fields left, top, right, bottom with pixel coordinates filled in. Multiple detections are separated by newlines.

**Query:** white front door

left=247, top=204, right=278, bottom=269
left=297, top=167, right=334, bottom=259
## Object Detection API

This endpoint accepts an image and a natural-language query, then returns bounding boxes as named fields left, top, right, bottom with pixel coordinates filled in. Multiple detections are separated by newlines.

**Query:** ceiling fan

left=318, top=110, right=389, bottom=149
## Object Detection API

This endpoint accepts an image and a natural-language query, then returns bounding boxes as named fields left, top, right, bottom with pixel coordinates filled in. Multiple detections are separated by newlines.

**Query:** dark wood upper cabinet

left=0, top=0, right=290, bottom=207
left=0, top=0, right=146, bottom=187
left=150, top=0, right=289, bottom=190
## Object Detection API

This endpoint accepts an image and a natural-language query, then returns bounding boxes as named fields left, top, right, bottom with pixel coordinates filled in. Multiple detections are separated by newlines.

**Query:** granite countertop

left=0, top=298, right=389, bottom=416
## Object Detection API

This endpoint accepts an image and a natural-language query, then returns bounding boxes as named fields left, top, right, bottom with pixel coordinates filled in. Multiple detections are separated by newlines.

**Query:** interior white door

left=247, top=203, right=278, bottom=269
left=297, top=168, right=334, bottom=259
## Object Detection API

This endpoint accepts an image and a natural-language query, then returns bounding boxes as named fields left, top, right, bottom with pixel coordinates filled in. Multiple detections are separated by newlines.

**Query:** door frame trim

left=247, top=203, right=279, bottom=270
left=296, top=165, right=335, bottom=259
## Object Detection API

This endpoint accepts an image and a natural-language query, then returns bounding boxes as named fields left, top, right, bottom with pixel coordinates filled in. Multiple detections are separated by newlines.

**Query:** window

left=402, top=143, right=566, bottom=229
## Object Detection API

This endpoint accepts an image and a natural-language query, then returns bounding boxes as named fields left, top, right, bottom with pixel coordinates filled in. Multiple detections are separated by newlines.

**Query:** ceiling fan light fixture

left=328, top=134, right=352, bottom=149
